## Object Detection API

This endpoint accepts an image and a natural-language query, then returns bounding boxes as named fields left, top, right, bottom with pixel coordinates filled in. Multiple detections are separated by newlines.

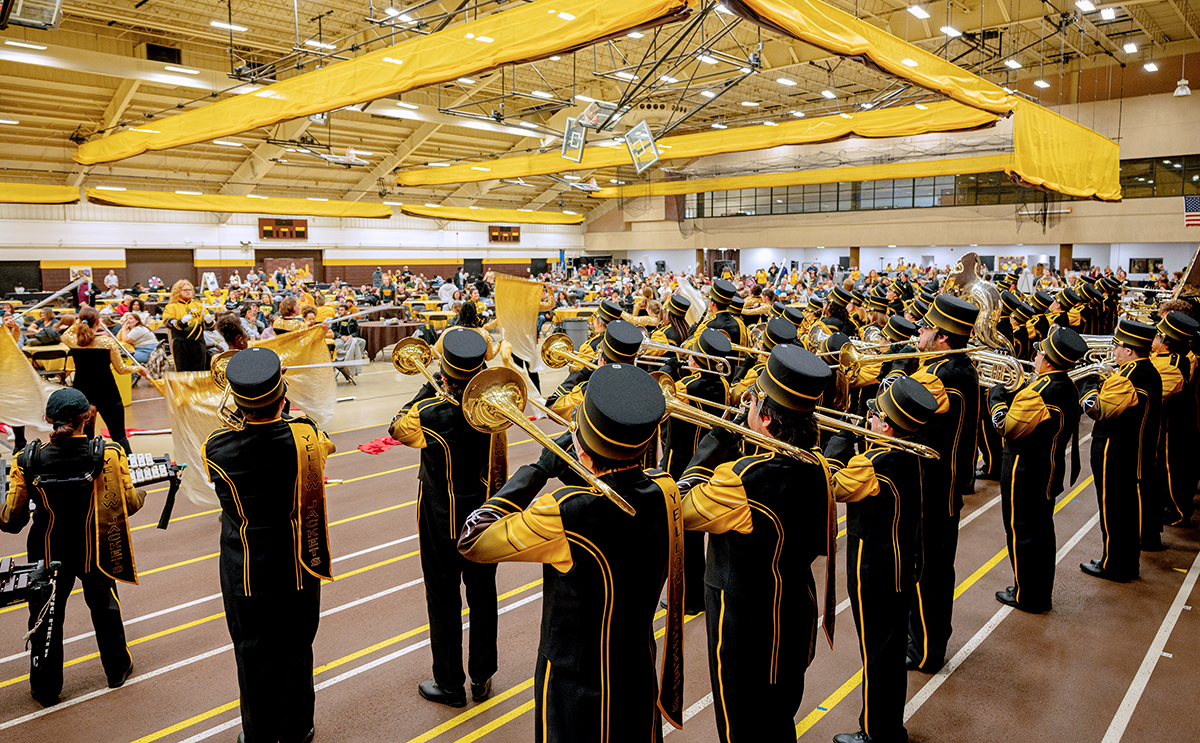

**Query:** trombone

left=672, top=389, right=865, bottom=427
left=729, top=343, right=770, bottom=359
left=651, top=372, right=821, bottom=466
left=837, top=344, right=1027, bottom=392
left=541, top=332, right=732, bottom=377
left=210, top=349, right=245, bottom=431
left=461, top=367, right=635, bottom=516
left=391, top=337, right=457, bottom=404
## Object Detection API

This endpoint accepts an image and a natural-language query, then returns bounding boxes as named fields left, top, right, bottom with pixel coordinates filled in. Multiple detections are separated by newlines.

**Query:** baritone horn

left=651, top=372, right=820, bottom=465
left=461, top=367, right=635, bottom=516
left=391, top=337, right=456, bottom=403
left=1068, top=361, right=1115, bottom=382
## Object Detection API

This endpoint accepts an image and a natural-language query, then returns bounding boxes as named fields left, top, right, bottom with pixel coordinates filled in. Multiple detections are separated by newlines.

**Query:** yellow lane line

left=404, top=680, right=537, bottom=743
left=795, top=474, right=1095, bottom=736
left=129, top=579, right=545, bottom=743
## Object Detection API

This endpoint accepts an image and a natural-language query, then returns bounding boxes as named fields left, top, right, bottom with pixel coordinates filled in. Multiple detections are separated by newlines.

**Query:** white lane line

left=663, top=692, right=715, bottom=736
left=0, top=535, right=419, bottom=666
left=0, top=572, right=427, bottom=730
left=179, top=592, right=546, bottom=743
left=1100, top=547, right=1200, bottom=743
left=903, top=511, right=1101, bottom=721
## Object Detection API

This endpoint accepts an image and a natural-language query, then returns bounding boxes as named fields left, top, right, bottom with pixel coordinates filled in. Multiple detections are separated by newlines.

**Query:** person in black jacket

left=683, top=278, right=748, bottom=363
left=1078, top=319, right=1162, bottom=581
left=61, top=306, right=147, bottom=454
left=987, top=327, right=1087, bottom=612
left=202, top=349, right=334, bottom=743
left=390, top=329, right=499, bottom=707
left=1151, top=311, right=1200, bottom=528
left=825, top=378, right=939, bottom=743
left=678, top=346, right=838, bottom=743
left=1, top=389, right=144, bottom=706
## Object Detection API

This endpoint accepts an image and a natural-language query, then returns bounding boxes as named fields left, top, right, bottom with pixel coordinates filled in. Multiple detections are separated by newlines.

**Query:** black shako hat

left=1000, top=290, right=1024, bottom=314
left=1114, top=318, right=1156, bottom=352
left=850, top=289, right=867, bottom=306
left=1157, top=311, right=1200, bottom=343
left=883, top=315, right=918, bottom=343
left=696, top=327, right=733, bottom=359
left=46, top=387, right=91, bottom=424
left=226, top=347, right=287, bottom=409
left=909, top=297, right=930, bottom=317
left=828, top=286, right=853, bottom=309
left=1057, top=287, right=1083, bottom=310
left=666, top=294, right=691, bottom=318
left=1011, top=302, right=1035, bottom=324
left=805, top=296, right=824, bottom=314
left=575, top=363, right=664, bottom=461
left=820, top=331, right=851, bottom=357
left=597, top=299, right=623, bottom=324
left=771, top=301, right=788, bottom=318
left=1040, top=327, right=1088, bottom=368
left=709, top=278, right=737, bottom=307
left=439, top=327, right=488, bottom=381
left=1031, top=290, right=1054, bottom=313
left=923, top=295, right=978, bottom=337
left=758, top=344, right=831, bottom=412
left=783, top=305, right=806, bottom=327
left=877, top=376, right=938, bottom=432
left=600, top=320, right=643, bottom=364
left=863, top=293, right=890, bottom=313
left=1079, top=282, right=1105, bottom=305
left=1100, top=276, right=1122, bottom=294
left=763, top=317, right=798, bottom=350
left=729, top=295, right=745, bottom=315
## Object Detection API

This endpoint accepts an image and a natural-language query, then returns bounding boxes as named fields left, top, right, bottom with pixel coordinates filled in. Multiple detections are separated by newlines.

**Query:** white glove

left=181, top=313, right=193, bottom=324
left=203, top=313, right=214, bottom=324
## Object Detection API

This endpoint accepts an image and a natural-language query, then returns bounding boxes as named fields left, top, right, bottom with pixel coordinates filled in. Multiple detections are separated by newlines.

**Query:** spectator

left=103, top=270, right=120, bottom=291
left=372, top=267, right=383, bottom=290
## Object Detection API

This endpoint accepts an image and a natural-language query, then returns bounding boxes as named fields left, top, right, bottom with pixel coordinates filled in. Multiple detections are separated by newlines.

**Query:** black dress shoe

left=833, top=731, right=907, bottom=743
left=1079, top=560, right=1136, bottom=583
left=32, top=692, right=59, bottom=707
left=994, top=587, right=1049, bottom=614
left=108, top=662, right=133, bottom=689
left=471, top=678, right=492, bottom=702
left=418, top=680, right=467, bottom=708
left=974, top=468, right=999, bottom=481
left=236, top=734, right=245, bottom=743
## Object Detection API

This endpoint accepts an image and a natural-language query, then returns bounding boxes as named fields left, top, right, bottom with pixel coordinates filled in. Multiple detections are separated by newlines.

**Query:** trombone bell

left=209, top=350, right=244, bottom=431
left=391, top=336, right=457, bottom=403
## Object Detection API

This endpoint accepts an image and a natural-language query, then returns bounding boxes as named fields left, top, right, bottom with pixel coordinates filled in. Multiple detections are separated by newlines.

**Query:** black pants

left=907, top=482, right=960, bottom=671
left=978, top=412, right=1002, bottom=477
left=1093, top=439, right=1142, bottom=578
left=78, top=388, right=130, bottom=454
left=223, top=585, right=320, bottom=743
left=1162, top=424, right=1197, bottom=525
left=705, top=585, right=806, bottom=743
left=512, top=355, right=541, bottom=395
left=847, top=537, right=911, bottom=742
left=171, top=334, right=207, bottom=372
left=27, top=564, right=130, bottom=702
left=419, top=519, right=497, bottom=691
left=1000, top=463, right=1056, bottom=609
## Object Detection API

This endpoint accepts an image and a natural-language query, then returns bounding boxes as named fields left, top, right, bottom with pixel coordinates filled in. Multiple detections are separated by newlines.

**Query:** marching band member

left=458, top=364, right=683, bottom=742
left=648, top=294, right=692, bottom=349
left=977, top=291, right=1028, bottom=483
left=573, top=299, right=624, bottom=371
left=1078, top=319, right=1161, bottom=582
left=824, top=378, right=939, bottom=743
left=389, top=329, right=499, bottom=706
left=987, top=327, right=1087, bottom=612
left=1150, top=311, right=1199, bottom=529
left=202, top=348, right=335, bottom=743
left=1048, top=288, right=1085, bottom=332
left=1009, top=302, right=1036, bottom=362
left=1026, top=290, right=1054, bottom=344
left=885, top=294, right=980, bottom=673
left=731, top=317, right=798, bottom=402
left=546, top=320, right=644, bottom=418
left=1079, top=280, right=1106, bottom=335
left=1, top=389, right=144, bottom=706
left=878, top=316, right=919, bottom=379
left=684, top=278, right=748, bottom=356
left=822, top=287, right=856, bottom=337
left=162, top=279, right=212, bottom=371
left=677, top=346, right=836, bottom=743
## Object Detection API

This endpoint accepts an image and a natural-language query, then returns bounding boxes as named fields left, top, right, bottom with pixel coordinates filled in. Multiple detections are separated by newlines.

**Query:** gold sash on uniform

left=656, top=475, right=685, bottom=729
left=93, top=450, right=138, bottom=584
left=289, top=420, right=334, bottom=580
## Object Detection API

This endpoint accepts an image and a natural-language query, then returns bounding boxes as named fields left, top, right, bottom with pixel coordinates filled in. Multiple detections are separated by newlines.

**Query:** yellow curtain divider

left=1010, top=99, right=1120, bottom=202
left=397, top=204, right=584, bottom=225
left=0, top=183, right=80, bottom=205
left=73, top=0, right=695, bottom=166
left=396, top=100, right=996, bottom=187
left=85, top=189, right=393, bottom=219
left=590, top=154, right=1014, bottom=199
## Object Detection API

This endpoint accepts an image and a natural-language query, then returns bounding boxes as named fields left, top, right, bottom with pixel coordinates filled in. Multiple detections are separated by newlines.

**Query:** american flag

left=1187, top=195, right=1200, bottom=227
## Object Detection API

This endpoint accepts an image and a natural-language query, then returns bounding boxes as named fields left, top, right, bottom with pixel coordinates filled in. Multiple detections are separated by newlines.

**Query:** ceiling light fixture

left=305, top=40, right=336, bottom=50
left=519, top=121, right=539, bottom=129
left=1175, top=78, right=1192, bottom=97
left=384, top=7, right=401, bottom=17
left=791, top=110, right=805, bottom=117
left=424, top=203, right=442, bottom=208
left=354, top=151, right=375, bottom=156
left=213, top=139, right=242, bottom=147
left=95, top=186, right=126, bottom=191
left=698, top=55, right=718, bottom=64
left=531, top=90, right=554, bottom=99
left=839, top=112, right=853, bottom=119
left=396, top=101, right=419, bottom=109
left=4, top=40, right=47, bottom=50
left=457, top=77, right=475, bottom=84
left=306, top=197, right=329, bottom=202
left=1005, top=59, right=1022, bottom=69
left=1124, top=42, right=1137, bottom=54
left=627, top=31, right=644, bottom=38
left=1100, top=7, right=1116, bottom=19
left=941, top=26, right=961, bottom=37
left=164, top=65, right=200, bottom=74
left=908, top=5, right=930, bottom=19
left=564, top=175, right=581, bottom=180
left=660, top=75, right=679, bottom=83
left=549, top=55, right=561, bottom=61
left=517, top=208, right=534, bottom=212
left=468, top=206, right=483, bottom=210
left=428, top=162, right=451, bottom=167
left=615, top=71, right=635, bottom=80
left=563, top=210, right=578, bottom=215
left=777, top=77, right=796, bottom=86
left=711, top=122, right=728, bottom=129
left=821, top=89, right=836, bottom=99
left=1034, top=79, right=1051, bottom=88
left=1144, top=62, right=1158, bottom=72
left=701, top=90, right=716, bottom=98
left=175, top=190, right=204, bottom=195
left=247, top=194, right=269, bottom=199
left=210, top=20, right=247, bottom=32
left=1075, top=0, right=1095, bottom=11
left=763, top=120, right=778, bottom=126
left=740, top=101, right=759, bottom=106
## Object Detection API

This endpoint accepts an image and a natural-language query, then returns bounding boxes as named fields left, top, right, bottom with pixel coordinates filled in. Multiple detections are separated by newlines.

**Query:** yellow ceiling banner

left=1010, top=99, right=1120, bottom=201
left=73, top=0, right=696, bottom=166
left=0, top=183, right=80, bottom=204
left=398, top=205, right=584, bottom=225
left=85, top=189, right=393, bottom=218
left=727, top=0, right=1014, bottom=115
left=396, top=100, right=996, bottom=186
left=590, top=154, right=1013, bottom=198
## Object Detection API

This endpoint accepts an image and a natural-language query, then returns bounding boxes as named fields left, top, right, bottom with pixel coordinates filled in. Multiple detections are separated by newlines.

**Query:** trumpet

left=541, top=333, right=732, bottom=377
left=461, top=367, right=635, bottom=516
left=1067, top=361, right=1115, bottom=382
left=651, top=372, right=821, bottom=466
left=837, top=344, right=1027, bottom=392
left=391, top=337, right=456, bottom=404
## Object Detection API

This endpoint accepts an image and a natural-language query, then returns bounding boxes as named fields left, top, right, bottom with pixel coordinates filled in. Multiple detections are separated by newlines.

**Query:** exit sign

left=259, top=218, right=308, bottom=240
left=489, top=225, right=520, bottom=243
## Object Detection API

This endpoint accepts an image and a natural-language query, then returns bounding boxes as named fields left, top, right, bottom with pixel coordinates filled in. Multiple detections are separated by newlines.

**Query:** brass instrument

left=747, top=322, right=766, bottom=346
left=541, top=332, right=731, bottom=377
left=806, top=322, right=830, bottom=350
left=651, top=372, right=821, bottom=465
left=678, top=389, right=865, bottom=427
left=943, top=252, right=1015, bottom=354
left=729, top=343, right=770, bottom=359
left=209, top=349, right=245, bottom=431
left=1067, top=361, right=1115, bottom=383
left=460, top=367, right=635, bottom=516
left=1078, top=335, right=1117, bottom=364
left=813, top=339, right=893, bottom=359
left=838, top=344, right=1027, bottom=392
left=391, top=337, right=456, bottom=403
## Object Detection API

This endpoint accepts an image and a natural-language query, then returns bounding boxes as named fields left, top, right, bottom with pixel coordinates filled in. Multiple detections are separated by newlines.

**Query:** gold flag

left=0, top=331, right=55, bottom=432
left=493, top=273, right=547, bottom=375
left=254, top=326, right=337, bottom=429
